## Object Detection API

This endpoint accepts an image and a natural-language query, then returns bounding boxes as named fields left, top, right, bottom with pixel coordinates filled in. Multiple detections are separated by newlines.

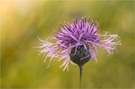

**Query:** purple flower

left=38, top=17, right=121, bottom=71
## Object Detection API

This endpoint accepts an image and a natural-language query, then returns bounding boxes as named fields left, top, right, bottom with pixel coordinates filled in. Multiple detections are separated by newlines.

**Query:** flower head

left=38, top=17, right=121, bottom=71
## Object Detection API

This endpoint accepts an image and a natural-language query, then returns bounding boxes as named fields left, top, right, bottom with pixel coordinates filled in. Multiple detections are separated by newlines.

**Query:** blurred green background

left=1, top=0, right=134, bottom=88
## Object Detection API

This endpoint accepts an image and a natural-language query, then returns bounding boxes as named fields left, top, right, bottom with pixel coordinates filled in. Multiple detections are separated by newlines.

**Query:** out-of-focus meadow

left=1, top=0, right=134, bottom=88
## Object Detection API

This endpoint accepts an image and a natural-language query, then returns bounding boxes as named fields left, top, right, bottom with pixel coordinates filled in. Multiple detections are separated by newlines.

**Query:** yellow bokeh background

left=1, top=0, right=134, bottom=88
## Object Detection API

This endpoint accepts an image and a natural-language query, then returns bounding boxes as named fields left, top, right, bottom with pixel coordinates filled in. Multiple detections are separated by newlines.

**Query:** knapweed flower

left=38, top=17, right=121, bottom=71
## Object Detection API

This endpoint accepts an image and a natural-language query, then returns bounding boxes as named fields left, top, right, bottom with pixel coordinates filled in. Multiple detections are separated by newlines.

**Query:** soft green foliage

left=1, top=0, right=134, bottom=88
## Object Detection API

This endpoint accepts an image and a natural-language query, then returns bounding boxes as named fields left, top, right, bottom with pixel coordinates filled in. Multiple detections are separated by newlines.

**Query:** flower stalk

left=79, top=65, right=83, bottom=88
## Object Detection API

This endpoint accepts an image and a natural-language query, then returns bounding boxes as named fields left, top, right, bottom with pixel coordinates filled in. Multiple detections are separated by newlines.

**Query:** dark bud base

left=70, top=45, right=91, bottom=67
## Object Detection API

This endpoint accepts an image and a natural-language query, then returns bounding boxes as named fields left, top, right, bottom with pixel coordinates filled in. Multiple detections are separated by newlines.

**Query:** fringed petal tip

left=100, top=32, right=121, bottom=54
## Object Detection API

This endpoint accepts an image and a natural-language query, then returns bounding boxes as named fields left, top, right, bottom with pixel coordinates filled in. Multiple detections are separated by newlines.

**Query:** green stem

left=79, top=66, right=83, bottom=89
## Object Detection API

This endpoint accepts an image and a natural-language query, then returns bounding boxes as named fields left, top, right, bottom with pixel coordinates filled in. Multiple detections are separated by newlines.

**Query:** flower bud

left=70, top=45, right=91, bottom=67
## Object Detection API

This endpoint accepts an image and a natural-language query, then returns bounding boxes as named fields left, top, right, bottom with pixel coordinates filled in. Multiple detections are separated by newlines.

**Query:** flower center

left=70, top=45, right=91, bottom=67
